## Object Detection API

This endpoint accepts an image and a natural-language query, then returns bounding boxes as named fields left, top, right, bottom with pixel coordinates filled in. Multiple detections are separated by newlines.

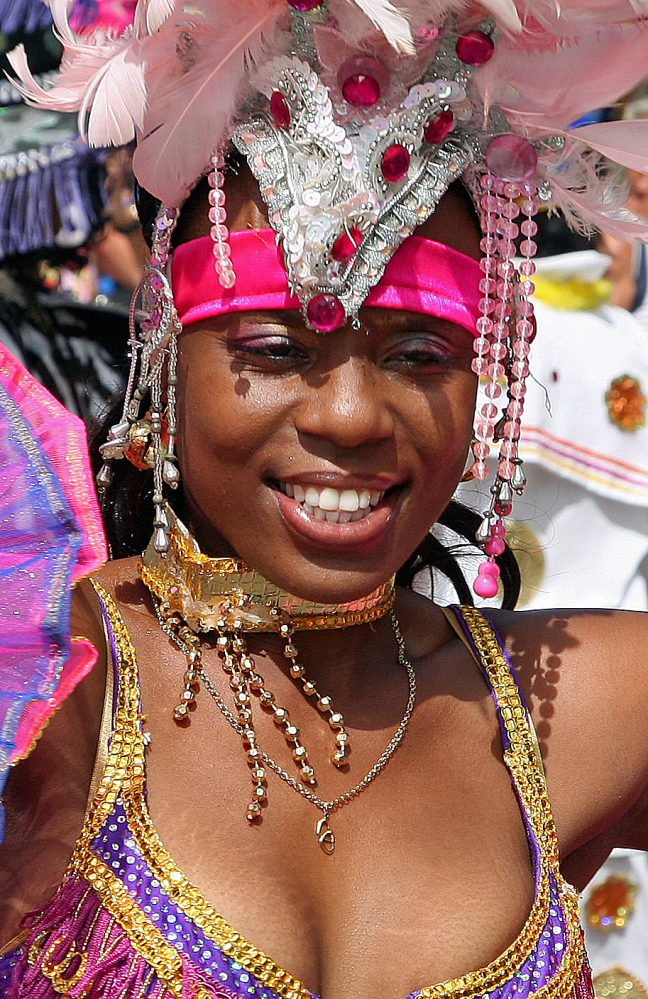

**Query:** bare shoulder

left=487, top=606, right=648, bottom=869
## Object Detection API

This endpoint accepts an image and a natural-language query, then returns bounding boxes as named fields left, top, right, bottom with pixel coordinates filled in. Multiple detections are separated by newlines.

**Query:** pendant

left=316, top=816, right=336, bottom=854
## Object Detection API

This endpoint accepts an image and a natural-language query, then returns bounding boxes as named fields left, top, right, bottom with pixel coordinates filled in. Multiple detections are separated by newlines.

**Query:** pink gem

left=332, top=227, right=363, bottom=262
left=381, top=144, right=410, bottom=182
left=338, top=57, right=388, bottom=108
left=425, top=109, right=455, bottom=144
left=288, top=0, right=321, bottom=8
left=486, top=134, right=538, bottom=181
left=482, top=561, right=501, bottom=578
left=307, top=294, right=346, bottom=331
left=270, top=91, right=291, bottom=130
left=456, top=30, right=495, bottom=65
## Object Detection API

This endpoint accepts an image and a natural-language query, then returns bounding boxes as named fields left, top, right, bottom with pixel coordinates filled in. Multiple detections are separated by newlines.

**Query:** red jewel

left=381, top=144, right=410, bottom=182
left=425, top=109, right=455, bottom=144
left=270, top=91, right=291, bottom=130
left=331, top=227, right=363, bottom=262
left=307, top=294, right=346, bottom=331
left=338, top=56, right=388, bottom=108
left=456, top=30, right=495, bottom=66
left=288, top=0, right=321, bottom=8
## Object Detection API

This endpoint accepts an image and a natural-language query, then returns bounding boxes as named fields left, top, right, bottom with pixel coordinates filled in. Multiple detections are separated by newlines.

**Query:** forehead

left=175, top=162, right=482, bottom=263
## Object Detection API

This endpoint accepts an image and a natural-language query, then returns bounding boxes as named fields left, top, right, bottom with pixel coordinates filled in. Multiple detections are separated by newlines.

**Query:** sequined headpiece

left=12, top=0, right=648, bottom=595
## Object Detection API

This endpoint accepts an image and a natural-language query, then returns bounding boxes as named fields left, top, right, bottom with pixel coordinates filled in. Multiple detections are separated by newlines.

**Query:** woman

left=2, top=2, right=648, bottom=996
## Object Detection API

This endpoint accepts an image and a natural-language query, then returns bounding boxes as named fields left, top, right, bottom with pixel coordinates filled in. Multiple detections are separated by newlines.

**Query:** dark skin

left=2, top=170, right=648, bottom=998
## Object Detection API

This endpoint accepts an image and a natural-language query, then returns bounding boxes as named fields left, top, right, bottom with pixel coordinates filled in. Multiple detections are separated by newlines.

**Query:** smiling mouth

left=272, top=481, right=393, bottom=523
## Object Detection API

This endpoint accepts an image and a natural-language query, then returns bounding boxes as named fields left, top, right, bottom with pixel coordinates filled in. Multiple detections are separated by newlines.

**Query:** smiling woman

left=2, top=3, right=648, bottom=999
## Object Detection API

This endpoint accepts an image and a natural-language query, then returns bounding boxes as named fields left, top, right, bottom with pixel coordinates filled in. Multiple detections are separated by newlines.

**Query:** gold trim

left=66, top=588, right=589, bottom=999
left=140, top=505, right=395, bottom=632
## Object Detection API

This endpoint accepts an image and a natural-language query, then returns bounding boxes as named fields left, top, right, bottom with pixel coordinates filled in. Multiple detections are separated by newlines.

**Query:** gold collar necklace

left=139, top=506, right=410, bottom=852
left=140, top=504, right=396, bottom=633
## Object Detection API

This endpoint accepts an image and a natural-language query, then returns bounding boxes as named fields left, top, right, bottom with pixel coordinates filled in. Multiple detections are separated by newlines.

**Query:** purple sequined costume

left=0, top=592, right=594, bottom=999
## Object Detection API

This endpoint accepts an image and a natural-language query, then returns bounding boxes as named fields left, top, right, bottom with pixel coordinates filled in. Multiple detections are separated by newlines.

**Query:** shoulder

left=486, top=607, right=648, bottom=863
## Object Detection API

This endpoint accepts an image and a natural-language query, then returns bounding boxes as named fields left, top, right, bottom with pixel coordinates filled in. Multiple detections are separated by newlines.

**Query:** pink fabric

left=173, top=230, right=483, bottom=335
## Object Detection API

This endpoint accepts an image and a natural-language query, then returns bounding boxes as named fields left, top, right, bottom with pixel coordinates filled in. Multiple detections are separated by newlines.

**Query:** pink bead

left=516, top=319, right=534, bottom=338
left=480, top=236, right=498, bottom=255
left=474, top=572, right=499, bottom=599
left=485, top=383, right=502, bottom=399
left=497, top=259, right=516, bottom=279
left=512, top=360, right=530, bottom=379
left=493, top=521, right=506, bottom=537
left=480, top=174, right=496, bottom=190
left=473, top=441, right=489, bottom=459
left=521, top=219, right=538, bottom=237
left=476, top=317, right=494, bottom=335
left=489, top=342, right=507, bottom=360
left=288, top=0, right=321, bottom=9
left=493, top=322, right=508, bottom=338
left=503, top=420, right=521, bottom=439
left=456, top=30, right=495, bottom=65
left=471, top=357, right=489, bottom=376
left=479, top=277, right=496, bottom=294
left=479, top=298, right=495, bottom=315
left=486, top=134, right=538, bottom=181
left=500, top=440, right=517, bottom=458
left=520, top=280, right=535, bottom=297
left=519, top=259, right=536, bottom=277
left=219, top=267, right=236, bottom=290
left=510, top=381, right=526, bottom=400
left=425, top=109, right=455, bottom=144
left=507, top=400, right=524, bottom=419
left=480, top=257, right=497, bottom=275
left=520, top=239, right=538, bottom=257
left=522, top=198, right=537, bottom=215
left=331, top=227, right=363, bottom=261
left=497, top=220, right=519, bottom=240
left=503, top=182, right=521, bottom=199
left=512, top=340, right=531, bottom=359
left=307, top=294, right=346, bottom=331
left=382, top=144, right=411, bottom=182
left=495, top=502, right=512, bottom=516
left=488, top=362, right=505, bottom=380
left=338, top=57, right=388, bottom=108
left=485, top=537, right=506, bottom=556
left=473, top=336, right=490, bottom=354
left=481, top=402, right=498, bottom=420
left=483, top=561, right=501, bottom=578
left=498, top=459, right=516, bottom=480
left=271, top=91, right=291, bottom=130
left=475, top=421, right=491, bottom=439
left=473, top=460, right=490, bottom=480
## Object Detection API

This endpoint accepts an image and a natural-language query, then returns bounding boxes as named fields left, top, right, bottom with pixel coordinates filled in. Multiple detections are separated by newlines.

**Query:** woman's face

left=176, top=174, right=481, bottom=603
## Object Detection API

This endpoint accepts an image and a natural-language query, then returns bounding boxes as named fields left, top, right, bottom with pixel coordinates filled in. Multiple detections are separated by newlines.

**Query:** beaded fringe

left=11, top=876, right=238, bottom=999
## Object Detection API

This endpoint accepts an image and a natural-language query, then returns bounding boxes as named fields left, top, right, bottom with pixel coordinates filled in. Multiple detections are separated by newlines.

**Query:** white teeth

left=319, top=487, right=339, bottom=511
left=339, top=489, right=360, bottom=512
left=278, top=481, right=387, bottom=522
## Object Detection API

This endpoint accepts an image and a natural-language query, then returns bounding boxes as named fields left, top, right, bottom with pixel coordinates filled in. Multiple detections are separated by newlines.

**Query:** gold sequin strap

left=449, top=605, right=561, bottom=868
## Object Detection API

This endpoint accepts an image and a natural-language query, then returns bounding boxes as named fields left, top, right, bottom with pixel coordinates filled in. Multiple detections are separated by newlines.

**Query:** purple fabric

left=0, top=0, right=52, bottom=34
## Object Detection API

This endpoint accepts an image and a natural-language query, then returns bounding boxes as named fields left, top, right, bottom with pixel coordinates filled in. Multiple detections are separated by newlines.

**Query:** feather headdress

left=9, top=0, right=648, bottom=226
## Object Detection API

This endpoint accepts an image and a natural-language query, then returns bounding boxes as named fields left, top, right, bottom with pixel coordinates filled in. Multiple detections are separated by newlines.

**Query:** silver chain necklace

left=155, top=606, right=416, bottom=853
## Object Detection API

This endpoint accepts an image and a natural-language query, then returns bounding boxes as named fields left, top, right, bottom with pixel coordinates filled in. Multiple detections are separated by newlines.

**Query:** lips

left=269, top=477, right=406, bottom=549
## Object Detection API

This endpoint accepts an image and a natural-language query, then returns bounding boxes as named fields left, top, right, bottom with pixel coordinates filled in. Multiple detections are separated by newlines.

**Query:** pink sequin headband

left=173, top=229, right=482, bottom=335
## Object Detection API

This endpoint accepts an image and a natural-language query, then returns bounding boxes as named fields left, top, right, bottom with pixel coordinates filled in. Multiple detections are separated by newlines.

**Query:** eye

left=383, top=335, right=453, bottom=370
left=232, top=334, right=310, bottom=365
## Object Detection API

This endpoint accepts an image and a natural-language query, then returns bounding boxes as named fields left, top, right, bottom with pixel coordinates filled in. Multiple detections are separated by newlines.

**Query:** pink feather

left=133, top=0, right=288, bottom=205
left=569, top=120, right=648, bottom=175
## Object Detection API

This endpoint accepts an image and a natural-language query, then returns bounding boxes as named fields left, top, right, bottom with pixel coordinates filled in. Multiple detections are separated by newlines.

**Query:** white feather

left=348, top=0, right=415, bottom=52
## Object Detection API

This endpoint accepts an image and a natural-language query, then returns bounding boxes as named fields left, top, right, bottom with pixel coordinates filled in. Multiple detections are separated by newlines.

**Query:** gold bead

left=317, top=696, right=332, bottom=711
left=181, top=689, right=195, bottom=702
left=260, top=691, right=275, bottom=706
left=273, top=707, right=290, bottom=723
left=183, top=670, right=198, bottom=684
left=246, top=802, right=262, bottom=821
left=252, top=767, right=266, bottom=781
left=285, top=725, right=300, bottom=741
left=303, top=682, right=316, bottom=696
left=254, top=785, right=267, bottom=800
left=284, top=643, right=298, bottom=657
left=293, top=745, right=308, bottom=761
left=173, top=704, right=189, bottom=721
left=329, top=712, right=344, bottom=728
left=333, top=744, right=350, bottom=766
left=289, top=664, right=305, bottom=678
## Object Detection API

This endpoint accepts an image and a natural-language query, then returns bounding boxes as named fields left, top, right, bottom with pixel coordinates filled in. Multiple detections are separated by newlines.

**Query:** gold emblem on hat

left=606, top=375, right=646, bottom=432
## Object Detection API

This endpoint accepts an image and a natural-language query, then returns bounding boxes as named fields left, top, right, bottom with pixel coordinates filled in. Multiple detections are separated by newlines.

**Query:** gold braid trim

left=416, top=606, right=589, bottom=998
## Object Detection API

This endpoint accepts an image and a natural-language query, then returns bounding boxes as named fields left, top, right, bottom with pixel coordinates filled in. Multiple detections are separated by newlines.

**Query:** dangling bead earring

left=97, top=204, right=181, bottom=555
left=471, top=173, right=537, bottom=599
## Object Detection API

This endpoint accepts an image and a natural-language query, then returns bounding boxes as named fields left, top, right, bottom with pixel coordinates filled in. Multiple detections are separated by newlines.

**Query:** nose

left=295, top=355, right=395, bottom=449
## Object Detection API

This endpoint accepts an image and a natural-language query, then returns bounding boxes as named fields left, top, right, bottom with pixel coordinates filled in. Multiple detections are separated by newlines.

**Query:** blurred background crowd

left=2, top=1, right=648, bottom=994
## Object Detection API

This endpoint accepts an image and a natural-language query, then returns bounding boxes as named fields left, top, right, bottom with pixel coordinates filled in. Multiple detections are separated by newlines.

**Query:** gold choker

left=140, top=505, right=396, bottom=632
